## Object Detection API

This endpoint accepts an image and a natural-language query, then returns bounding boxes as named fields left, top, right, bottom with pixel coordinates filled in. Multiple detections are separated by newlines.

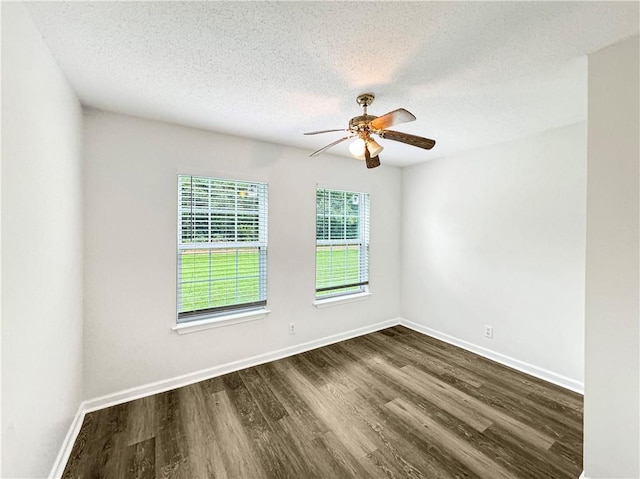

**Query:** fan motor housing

left=349, top=114, right=377, bottom=131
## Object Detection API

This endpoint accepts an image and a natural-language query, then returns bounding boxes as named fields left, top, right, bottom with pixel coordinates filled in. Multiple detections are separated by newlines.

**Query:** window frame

left=314, top=187, right=370, bottom=302
left=176, top=175, right=268, bottom=326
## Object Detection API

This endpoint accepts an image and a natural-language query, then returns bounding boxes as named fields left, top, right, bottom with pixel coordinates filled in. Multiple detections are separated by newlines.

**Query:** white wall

left=401, top=123, right=587, bottom=389
left=584, top=34, right=639, bottom=479
left=1, top=3, right=84, bottom=478
left=82, top=110, right=402, bottom=399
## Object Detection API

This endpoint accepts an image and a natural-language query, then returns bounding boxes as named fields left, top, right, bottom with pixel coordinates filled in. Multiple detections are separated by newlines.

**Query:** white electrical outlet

left=484, top=325, right=494, bottom=339
left=289, top=322, right=296, bottom=335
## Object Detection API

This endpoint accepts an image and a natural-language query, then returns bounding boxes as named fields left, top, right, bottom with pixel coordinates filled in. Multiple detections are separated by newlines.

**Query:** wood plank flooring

left=63, top=326, right=583, bottom=478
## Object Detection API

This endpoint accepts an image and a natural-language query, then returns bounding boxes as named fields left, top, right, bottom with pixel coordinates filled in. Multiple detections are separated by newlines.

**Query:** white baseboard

left=399, top=319, right=584, bottom=394
left=579, top=472, right=640, bottom=479
left=48, top=403, right=86, bottom=479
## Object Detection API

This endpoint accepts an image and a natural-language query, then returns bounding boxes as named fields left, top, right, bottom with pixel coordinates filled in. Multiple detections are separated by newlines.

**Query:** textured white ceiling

left=26, top=1, right=639, bottom=167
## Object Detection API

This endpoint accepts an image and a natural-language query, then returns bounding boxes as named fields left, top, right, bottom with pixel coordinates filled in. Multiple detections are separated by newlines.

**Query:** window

left=316, top=188, right=370, bottom=299
left=177, top=175, right=268, bottom=322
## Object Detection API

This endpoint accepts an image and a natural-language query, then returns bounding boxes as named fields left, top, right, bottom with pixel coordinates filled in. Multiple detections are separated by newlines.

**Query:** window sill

left=313, top=292, right=371, bottom=309
left=172, top=308, right=271, bottom=335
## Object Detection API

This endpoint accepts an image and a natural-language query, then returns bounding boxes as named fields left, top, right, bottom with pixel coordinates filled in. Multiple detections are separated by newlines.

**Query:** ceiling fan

left=304, top=93, right=436, bottom=169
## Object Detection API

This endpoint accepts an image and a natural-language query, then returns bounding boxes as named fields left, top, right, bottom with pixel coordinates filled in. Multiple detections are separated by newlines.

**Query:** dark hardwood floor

left=63, top=326, right=583, bottom=478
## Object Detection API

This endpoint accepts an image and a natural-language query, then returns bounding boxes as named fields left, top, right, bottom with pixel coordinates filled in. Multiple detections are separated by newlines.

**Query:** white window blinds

left=177, top=175, right=268, bottom=322
left=316, top=188, right=370, bottom=298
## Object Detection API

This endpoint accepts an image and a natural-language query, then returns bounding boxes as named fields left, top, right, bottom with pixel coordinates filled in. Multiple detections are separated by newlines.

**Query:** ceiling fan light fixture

left=349, top=138, right=367, bottom=158
left=349, top=137, right=384, bottom=160
left=367, top=138, right=384, bottom=157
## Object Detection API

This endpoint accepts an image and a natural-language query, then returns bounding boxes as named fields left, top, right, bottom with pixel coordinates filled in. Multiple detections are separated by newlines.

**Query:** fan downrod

left=352, top=93, right=376, bottom=128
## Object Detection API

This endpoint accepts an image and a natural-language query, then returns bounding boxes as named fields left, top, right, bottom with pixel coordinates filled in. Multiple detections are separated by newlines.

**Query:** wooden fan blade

left=363, top=147, right=380, bottom=168
left=369, top=108, right=416, bottom=130
left=379, top=129, right=436, bottom=150
left=365, top=155, right=381, bottom=169
left=310, top=135, right=353, bottom=157
left=304, top=129, right=347, bottom=135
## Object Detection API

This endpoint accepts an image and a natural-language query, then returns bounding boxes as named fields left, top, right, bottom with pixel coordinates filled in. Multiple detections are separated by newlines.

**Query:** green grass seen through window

left=179, top=249, right=261, bottom=313
left=178, top=247, right=363, bottom=312
left=315, top=245, right=363, bottom=297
